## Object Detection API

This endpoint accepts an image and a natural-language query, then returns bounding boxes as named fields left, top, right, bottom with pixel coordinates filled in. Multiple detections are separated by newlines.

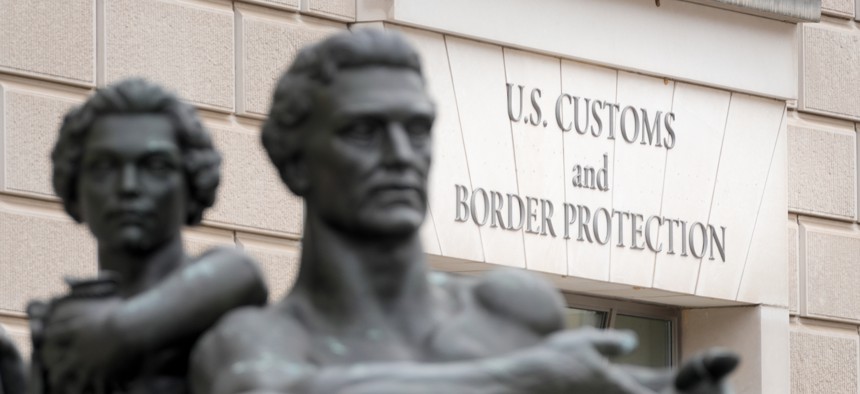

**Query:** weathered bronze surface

left=190, top=29, right=738, bottom=394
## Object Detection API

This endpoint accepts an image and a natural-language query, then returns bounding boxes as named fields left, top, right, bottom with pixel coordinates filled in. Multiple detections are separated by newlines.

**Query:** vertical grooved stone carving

left=0, top=0, right=94, bottom=84
left=804, top=230, right=860, bottom=321
left=790, top=330, right=858, bottom=393
left=4, top=91, right=79, bottom=197
left=0, top=210, right=96, bottom=313
left=105, top=0, right=234, bottom=110
left=787, top=125, right=856, bottom=219
left=801, top=25, right=860, bottom=121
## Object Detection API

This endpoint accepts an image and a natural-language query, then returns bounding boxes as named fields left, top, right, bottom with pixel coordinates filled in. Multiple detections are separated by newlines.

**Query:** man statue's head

left=262, top=29, right=436, bottom=239
left=52, top=78, right=221, bottom=252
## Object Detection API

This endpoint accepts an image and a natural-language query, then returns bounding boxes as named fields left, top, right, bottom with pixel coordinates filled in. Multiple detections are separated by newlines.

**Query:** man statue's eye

left=86, top=159, right=115, bottom=176
left=341, top=118, right=383, bottom=144
left=144, top=157, right=175, bottom=174
left=405, top=118, right=431, bottom=145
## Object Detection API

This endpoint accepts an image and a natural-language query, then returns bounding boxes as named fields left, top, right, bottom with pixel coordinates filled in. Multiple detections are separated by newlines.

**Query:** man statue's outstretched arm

left=40, top=248, right=268, bottom=389
left=191, top=310, right=659, bottom=394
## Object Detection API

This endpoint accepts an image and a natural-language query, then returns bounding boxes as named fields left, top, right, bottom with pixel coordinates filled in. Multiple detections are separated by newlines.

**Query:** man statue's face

left=302, top=67, right=435, bottom=238
left=77, top=114, right=187, bottom=252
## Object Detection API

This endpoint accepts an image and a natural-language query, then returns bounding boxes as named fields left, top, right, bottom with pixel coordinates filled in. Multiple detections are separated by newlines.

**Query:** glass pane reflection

left=611, top=314, right=672, bottom=368
left=564, top=308, right=607, bottom=329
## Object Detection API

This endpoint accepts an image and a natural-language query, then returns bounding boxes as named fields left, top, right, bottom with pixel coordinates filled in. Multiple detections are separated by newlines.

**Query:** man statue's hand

left=529, top=327, right=659, bottom=394
left=40, top=296, right=125, bottom=393
left=670, top=349, right=738, bottom=394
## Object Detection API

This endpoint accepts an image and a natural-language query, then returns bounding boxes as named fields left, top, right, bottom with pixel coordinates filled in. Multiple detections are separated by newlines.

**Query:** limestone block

left=388, top=25, right=483, bottom=263
left=653, top=83, right=730, bottom=293
left=560, top=60, right=616, bottom=281
left=791, top=327, right=858, bottom=394
left=788, top=220, right=799, bottom=314
left=204, top=123, right=303, bottom=237
left=800, top=24, right=860, bottom=121
left=821, top=0, right=855, bottom=17
left=0, top=207, right=96, bottom=313
left=696, top=95, right=785, bottom=300
left=104, top=0, right=234, bottom=111
left=801, top=220, right=860, bottom=322
left=609, top=72, right=674, bottom=287
left=305, top=0, right=357, bottom=21
left=503, top=48, right=566, bottom=276
left=735, top=113, right=788, bottom=306
left=236, top=233, right=299, bottom=302
left=1, top=88, right=81, bottom=198
left=238, top=8, right=343, bottom=116
left=445, top=36, right=525, bottom=268
left=788, top=123, right=856, bottom=220
left=0, top=0, right=94, bottom=84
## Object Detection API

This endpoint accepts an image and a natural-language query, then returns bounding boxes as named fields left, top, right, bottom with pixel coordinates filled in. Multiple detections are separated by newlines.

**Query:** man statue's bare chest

left=300, top=282, right=544, bottom=366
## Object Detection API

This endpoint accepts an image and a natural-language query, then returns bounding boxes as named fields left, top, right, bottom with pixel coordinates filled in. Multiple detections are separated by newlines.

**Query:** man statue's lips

left=107, top=209, right=151, bottom=224
left=369, top=184, right=424, bottom=205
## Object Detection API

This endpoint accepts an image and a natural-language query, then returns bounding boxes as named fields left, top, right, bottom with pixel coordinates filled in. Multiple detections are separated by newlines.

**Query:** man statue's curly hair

left=51, top=78, right=221, bottom=225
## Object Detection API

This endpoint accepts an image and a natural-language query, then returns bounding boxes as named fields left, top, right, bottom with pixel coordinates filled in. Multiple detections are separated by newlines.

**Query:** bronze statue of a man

left=0, top=326, right=25, bottom=394
left=190, top=29, right=737, bottom=394
left=20, top=78, right=269, bottom=394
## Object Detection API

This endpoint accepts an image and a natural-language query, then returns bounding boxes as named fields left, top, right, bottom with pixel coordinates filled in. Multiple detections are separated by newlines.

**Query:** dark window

left=563, top=293, right=678, bottom=368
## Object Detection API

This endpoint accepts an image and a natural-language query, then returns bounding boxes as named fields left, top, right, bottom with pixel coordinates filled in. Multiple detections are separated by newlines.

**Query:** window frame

left=562, top=292, right=680, bottom=367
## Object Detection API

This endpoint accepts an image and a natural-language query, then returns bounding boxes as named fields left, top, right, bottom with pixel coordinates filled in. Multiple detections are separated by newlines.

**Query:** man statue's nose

left=119, top=164, right=141, bottom=196
left=382, top=123, right=413, bottom=166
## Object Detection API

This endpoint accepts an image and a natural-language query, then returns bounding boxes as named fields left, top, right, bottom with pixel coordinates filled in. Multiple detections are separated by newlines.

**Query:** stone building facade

left=0, top=0, right=858, bottom=392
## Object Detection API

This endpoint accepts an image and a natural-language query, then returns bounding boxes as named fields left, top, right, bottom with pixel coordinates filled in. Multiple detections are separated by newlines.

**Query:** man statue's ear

left=280, top=153, right=310, bottom=196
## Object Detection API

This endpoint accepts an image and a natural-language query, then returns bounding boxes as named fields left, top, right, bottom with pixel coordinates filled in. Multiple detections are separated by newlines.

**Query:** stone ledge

left=304, top=0, right=357, bottom=22
left=682, top=0, right=821, bottom=22
left=821, top=0, right=856, bottom=18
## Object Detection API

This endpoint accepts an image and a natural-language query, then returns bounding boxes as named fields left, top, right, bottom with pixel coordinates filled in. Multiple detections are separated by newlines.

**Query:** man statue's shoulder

left=191, top=305, right=308, bottom=394
left=198, top=304, right=306, bottom=355
left=472, top=269, right=567, bottom=336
